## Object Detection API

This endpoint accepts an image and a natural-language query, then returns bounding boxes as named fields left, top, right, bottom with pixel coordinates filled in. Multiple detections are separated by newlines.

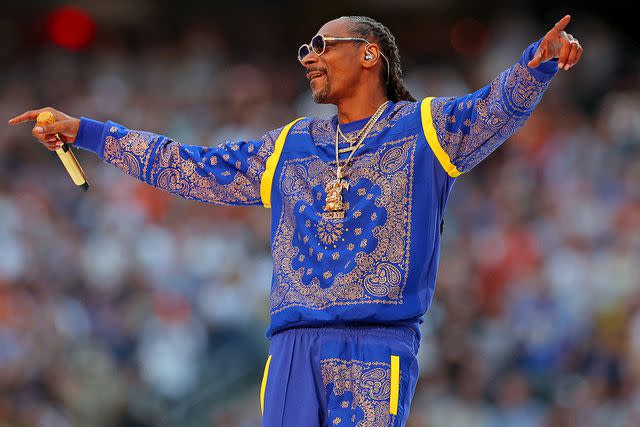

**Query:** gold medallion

left=322, top=100, right=389, bottom=221
left=322, top=178, right=349, bottom=219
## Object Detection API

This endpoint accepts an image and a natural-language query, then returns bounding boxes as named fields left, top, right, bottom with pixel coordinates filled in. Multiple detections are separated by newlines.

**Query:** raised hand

left=527, top=15, right=583, bottom=71
left=8, top=107, right=80, bottom=151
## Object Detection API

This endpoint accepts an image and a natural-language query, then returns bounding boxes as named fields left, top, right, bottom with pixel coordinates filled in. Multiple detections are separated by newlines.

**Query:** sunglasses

left=298, top=34, right=390, bottom=82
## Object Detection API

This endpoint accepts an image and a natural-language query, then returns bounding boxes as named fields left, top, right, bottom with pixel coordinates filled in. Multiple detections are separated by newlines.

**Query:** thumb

left=37, top=119, right=79, bottom=138
left=528, top=51, right=542, bottom=68
left=38, top=121, right=64, bottom=134
left=528, top=41, right=549, bottom=68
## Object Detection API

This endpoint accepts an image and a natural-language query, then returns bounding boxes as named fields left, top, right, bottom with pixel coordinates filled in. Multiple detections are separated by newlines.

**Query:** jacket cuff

left=74, top=117, right=106, bottom=158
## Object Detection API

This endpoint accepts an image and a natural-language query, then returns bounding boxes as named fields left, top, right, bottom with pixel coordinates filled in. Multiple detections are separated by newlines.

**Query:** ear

left=360, top=43, right=382, bottom=70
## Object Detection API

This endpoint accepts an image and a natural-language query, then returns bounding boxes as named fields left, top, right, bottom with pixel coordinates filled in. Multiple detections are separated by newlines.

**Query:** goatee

left=312, top=83, right=331, bottom=104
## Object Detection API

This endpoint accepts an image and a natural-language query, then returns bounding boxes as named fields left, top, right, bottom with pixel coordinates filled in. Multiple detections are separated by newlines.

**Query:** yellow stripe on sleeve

left=260, top=355, right=272, bottom=415
left=390, top=355, right=400, bottom=415
left=260, top=117, right=305, bottom=208
left=420, top=97, right=462, bottom=178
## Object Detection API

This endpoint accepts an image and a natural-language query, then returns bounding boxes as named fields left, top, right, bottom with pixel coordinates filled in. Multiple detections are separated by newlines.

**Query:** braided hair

left=343, top=16, right=415, bottom=103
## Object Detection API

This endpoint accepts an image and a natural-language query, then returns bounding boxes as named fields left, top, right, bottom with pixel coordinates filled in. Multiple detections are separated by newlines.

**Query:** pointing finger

left=8, top=108, right=55, bottom=125
left=552, top=15, right=571, bottom=34
left=8, top=110, right=41, bottom=125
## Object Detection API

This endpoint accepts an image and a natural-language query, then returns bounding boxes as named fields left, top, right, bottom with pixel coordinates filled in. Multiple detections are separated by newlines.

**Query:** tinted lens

left=298, top=44, right=310, bottom=61
left=311, top=35, right=325, bottom=55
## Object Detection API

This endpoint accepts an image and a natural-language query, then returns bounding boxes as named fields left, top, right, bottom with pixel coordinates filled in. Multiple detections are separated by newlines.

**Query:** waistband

left=272, top=323, right=420, bottom=350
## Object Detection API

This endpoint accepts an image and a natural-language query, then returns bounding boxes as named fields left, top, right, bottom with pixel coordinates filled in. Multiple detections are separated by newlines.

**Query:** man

left=9, top=14, right=582, bottom=427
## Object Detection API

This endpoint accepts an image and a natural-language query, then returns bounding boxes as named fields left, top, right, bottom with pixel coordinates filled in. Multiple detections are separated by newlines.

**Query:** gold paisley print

left=270, top=136, right=416, bottom=314
left=103, top=126, right=282, bottom=206
left=321, top=358, right=397, bottom=427
left=431, top=62, right=551, bottom=173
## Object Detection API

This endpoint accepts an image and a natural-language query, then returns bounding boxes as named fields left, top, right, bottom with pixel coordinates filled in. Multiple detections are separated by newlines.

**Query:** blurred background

left=1, top=0, right=638, bottom=426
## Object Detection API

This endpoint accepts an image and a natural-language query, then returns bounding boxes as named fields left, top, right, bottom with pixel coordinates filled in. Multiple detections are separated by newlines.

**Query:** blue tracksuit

left=73, top=40, right=558, bottom=426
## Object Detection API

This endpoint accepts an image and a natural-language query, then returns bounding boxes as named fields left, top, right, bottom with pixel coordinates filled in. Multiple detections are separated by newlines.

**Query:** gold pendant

left=322, top=177, right=349, bottom=220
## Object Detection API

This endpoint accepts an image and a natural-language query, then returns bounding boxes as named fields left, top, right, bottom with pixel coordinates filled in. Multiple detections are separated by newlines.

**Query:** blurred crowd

left=0, top=4, right=639, bottom=427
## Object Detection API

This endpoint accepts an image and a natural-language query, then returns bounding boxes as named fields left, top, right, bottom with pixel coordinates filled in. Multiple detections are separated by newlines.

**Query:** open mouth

left=307, top=71, right=326, bottom=81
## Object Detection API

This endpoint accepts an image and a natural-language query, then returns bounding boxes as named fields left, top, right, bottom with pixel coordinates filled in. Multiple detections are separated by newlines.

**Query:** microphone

left=36, top=111, right=89, bottom=191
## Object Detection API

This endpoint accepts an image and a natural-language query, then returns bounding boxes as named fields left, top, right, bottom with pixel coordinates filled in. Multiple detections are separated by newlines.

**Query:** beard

left=311, top=78, right=331, bottom=104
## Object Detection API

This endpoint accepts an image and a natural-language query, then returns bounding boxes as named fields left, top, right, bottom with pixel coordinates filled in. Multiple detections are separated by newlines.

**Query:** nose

left=300, top=50, right=319, bottom=66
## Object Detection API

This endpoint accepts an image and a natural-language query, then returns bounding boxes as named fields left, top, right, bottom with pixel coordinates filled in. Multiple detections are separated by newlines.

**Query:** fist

left=8, top=107, right=80, bottom=151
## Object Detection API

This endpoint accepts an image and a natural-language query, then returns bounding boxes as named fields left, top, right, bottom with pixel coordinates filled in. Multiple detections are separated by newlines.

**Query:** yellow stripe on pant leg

left=390, top=355, right=400, bottom=415
left=260, top=355, right=272, bottom=415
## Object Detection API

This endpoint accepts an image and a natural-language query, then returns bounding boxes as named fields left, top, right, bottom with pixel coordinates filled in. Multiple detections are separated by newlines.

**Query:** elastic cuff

left=74, top=117, right=106, bottom=158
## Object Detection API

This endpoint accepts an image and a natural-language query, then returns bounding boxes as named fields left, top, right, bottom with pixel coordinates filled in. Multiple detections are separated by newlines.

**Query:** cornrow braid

left=343, top=16, right=416, bottom=103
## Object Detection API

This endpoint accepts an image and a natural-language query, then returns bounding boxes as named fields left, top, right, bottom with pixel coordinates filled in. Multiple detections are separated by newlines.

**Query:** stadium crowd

left=0, top=5, right=638, bottom=427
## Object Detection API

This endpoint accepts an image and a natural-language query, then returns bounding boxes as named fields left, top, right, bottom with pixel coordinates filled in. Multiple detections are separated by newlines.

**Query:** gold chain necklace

left=337, top=126, right=357, bottom=146
left=322, top=100, right=389, bottom=220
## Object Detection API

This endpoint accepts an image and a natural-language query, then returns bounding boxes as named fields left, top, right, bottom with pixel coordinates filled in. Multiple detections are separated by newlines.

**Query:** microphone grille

left=36, top=111, right=56, bottom=126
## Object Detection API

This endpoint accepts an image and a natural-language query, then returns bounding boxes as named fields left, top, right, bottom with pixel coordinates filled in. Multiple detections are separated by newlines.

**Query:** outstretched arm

left=8, top=108, right=289, bottom=207
left=423, top=15, right=582, bottom=177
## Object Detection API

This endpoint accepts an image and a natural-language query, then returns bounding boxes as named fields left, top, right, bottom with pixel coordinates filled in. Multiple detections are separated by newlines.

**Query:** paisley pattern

left=102, top=125, right=282, bottom=206
left=431, top=62, right=552, bottom=173
left=292, top=101, right=419, bottom=147
left=99, top=57, right=549, bottom=208
left=269, top=135, right=416, bottom=315
left=321, top=358, right=397, bottom=427
left=90, top=41, right=556, bottom=336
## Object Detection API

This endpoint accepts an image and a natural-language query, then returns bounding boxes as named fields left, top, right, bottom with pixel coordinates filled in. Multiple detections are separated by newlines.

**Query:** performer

left=9, top=14, right=582, bottom=427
